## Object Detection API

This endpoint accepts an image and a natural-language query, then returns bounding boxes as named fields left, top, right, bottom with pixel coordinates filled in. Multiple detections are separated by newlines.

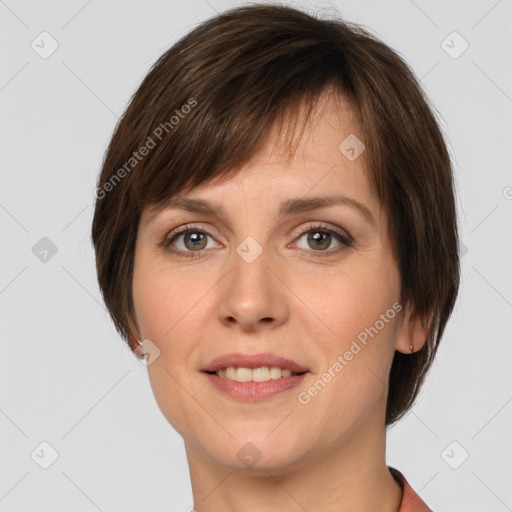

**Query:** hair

left=91, top=3, right=460, bottom=427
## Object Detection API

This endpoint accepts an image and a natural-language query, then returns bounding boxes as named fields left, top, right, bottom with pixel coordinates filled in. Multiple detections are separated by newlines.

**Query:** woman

left=92, top=4, right=460, bottom=511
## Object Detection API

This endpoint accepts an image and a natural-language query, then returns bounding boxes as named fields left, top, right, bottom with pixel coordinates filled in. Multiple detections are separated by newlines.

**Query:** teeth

left=269, top=366, right=282, bottom=379
left=225, top=367, right=237, bottom=380
left=253, top=367, right=270, bottom=382
left=216, top=366, right=299, bottom=382
left=236, top=367, right=253, bottom=382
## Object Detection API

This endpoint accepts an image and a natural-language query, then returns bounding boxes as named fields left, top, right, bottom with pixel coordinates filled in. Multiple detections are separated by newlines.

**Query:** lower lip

left=203, top=372, right=308, bottom=401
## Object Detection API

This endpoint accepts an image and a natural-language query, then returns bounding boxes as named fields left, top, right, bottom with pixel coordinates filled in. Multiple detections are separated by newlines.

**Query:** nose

left=217, top=241, right=289, bottom=332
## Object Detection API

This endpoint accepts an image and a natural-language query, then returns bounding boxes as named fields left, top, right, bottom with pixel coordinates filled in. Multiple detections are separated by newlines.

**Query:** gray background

left=1, top=0, right=511, bottom=510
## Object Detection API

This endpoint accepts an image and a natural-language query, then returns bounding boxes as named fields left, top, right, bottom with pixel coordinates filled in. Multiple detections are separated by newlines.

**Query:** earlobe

left=394, top=304, right=432, bottom=354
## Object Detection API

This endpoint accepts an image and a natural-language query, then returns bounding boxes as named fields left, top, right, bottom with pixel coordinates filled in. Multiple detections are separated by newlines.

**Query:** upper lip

left=201, top=353, right=310, bottom=373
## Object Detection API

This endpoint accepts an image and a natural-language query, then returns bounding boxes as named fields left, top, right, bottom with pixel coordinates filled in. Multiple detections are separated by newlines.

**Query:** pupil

left=310, top=231, right=330, bottom=250
left=187, top=233, right=205, bottom=249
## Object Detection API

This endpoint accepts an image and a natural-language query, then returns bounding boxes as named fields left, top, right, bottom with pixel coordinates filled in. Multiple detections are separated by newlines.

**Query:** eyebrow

left=146, top=194, right=376, bottom=226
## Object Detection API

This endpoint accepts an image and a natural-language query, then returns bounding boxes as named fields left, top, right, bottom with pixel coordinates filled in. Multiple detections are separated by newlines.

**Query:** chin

left=199, top=432, right=311, bottom=476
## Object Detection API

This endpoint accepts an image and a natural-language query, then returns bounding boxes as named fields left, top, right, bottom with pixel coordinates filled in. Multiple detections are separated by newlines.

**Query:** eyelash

left=160, top=223, right=353, bottom=259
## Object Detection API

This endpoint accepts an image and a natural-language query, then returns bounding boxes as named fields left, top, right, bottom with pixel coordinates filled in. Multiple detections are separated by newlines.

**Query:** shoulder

left=388, top=466, right=433, bottom=512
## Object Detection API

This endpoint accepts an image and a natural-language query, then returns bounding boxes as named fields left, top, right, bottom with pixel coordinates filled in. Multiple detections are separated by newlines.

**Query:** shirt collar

left=388, top=466, right=432, bottom=512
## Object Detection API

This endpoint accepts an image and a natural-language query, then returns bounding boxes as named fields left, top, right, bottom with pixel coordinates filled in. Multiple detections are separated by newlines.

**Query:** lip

left=201, top=352, right=310, bottom=373
left=203, top=372, right=308, bottom=401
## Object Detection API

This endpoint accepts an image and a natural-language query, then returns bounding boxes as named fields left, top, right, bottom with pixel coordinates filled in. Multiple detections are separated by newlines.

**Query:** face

left=132, top=91, right=410, bottom=474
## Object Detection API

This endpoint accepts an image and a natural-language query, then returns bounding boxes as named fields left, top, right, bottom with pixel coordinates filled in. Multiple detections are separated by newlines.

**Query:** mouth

left=200, top=353, right=310, bottom=400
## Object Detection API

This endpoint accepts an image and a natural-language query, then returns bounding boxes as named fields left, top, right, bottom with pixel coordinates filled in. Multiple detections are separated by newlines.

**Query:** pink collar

left=388, top=466, right=432, bottom=511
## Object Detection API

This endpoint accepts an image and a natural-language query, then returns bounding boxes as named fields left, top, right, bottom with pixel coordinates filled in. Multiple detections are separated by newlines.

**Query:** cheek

left=132, top=258, right=206, bottom=436
left=132, top=273, right=167, bottom=340
left=301, top=260, right=400, bottom=413
left=311, top=260, right=400, bottom=348
left=132, top=251, right=197, bottom=340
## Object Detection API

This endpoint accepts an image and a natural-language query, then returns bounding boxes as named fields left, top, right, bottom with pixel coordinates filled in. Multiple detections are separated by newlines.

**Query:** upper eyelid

left=166, top=223, right=222, bottom=241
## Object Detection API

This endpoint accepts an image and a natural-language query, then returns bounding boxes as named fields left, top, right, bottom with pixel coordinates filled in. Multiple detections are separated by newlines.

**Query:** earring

left=409, top=343, right=414, bottom=353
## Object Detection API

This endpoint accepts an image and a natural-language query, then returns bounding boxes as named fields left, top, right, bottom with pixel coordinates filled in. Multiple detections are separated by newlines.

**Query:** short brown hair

left=91, top=3, right=460, bottom=426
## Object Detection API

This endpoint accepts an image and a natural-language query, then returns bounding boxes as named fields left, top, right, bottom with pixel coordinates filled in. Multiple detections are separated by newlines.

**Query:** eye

left=292, top=223, right=353, bottom=256
left=161, top=224, right=220, bottom=258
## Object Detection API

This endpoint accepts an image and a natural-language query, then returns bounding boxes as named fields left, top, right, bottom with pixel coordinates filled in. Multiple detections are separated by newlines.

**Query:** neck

left=184, top=418, right=402, bottom=512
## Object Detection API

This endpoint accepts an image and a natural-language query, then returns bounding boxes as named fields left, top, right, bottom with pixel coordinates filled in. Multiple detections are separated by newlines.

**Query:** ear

left=394, top=303, right=432, bottom=354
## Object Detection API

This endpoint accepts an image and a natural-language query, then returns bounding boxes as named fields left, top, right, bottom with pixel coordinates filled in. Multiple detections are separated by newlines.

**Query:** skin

left=131, top=90, right=429, bottom=512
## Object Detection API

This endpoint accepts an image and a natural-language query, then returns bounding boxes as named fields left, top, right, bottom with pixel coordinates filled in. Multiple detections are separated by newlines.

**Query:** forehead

left=265, top=88, right=363, bottom=161
left=204, top=92, right=367, bottom=194
left=143, top=89, right=377, bottom=223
